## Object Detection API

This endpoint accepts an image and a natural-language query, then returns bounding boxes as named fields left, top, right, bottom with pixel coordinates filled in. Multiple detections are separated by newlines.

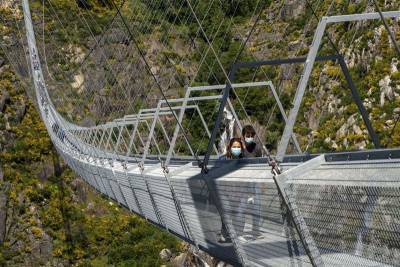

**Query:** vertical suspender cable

left=109, top=0, right=202, bottom=166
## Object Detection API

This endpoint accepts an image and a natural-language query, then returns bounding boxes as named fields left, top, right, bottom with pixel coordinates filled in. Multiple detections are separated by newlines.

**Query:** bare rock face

left=71, top=72, right=85, bottom=91
left=0, top=90, right=10, bottom=112
left=14, top=99, right=26, bottom=123
left=31, top=231, right=53, bottom=263
left=379, top=75, right=394, bottom=106
left=37, top=161, right=55, bottom=182
left=336, top=114, right=358, bottom=139
left=71, top=178, right=87, bottom=203
left=279, top=0, right=306, bottom=19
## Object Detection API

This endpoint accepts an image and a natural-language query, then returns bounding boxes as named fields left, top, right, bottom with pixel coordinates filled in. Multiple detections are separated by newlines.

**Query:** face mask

left=245, top=137, right=254, bottom=144
left=231, top=147, right=242, bottom=157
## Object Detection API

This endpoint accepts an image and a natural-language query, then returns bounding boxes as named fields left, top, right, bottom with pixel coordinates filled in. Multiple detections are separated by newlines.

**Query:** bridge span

left=17, top=0, right=400, bottom=265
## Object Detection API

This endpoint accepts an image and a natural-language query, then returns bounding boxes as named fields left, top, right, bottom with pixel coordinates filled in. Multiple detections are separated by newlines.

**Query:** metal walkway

left=20, top=0, right=400, bottom=265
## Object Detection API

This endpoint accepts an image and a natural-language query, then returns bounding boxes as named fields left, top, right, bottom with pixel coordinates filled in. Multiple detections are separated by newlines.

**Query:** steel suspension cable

left=109, top=0, right=202, bottom=165
left=184, top=0, right=277, bottom=164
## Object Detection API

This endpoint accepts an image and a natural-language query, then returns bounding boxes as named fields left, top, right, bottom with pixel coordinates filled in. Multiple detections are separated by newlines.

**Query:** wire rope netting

left=2, top=0, right=400, bottom=159
left=2, top=1, right=400, bottom=266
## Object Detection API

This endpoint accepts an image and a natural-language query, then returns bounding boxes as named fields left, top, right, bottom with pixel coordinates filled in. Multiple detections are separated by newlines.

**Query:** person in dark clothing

left=234, top=125, right=263, bottom=242
left=242, top=125, right=263, bottom=157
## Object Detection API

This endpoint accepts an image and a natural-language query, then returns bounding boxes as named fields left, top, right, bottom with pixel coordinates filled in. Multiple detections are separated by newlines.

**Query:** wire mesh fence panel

left=113, top=169, right=142, bottom=215
left=97, top=165, right=116, bottom=200
left=145, top=168, right=187, bottom=238
left=109, top=176, right=128, bottom=207
left=279, top=156, right=400, bottom=266
left=89, top=164, right=107, bottom=195
left=206, top=162, right=310, bottom=266
left=169, top=164, right=242, bottom=265
left=126, top=171, right=162, bottom=225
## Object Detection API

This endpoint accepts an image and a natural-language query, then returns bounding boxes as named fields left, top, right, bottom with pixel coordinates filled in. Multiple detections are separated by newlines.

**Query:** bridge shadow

left=183, top=158, right=351, bottom=266
left=184, top=158, right=290, bottom=265
left=183, top=159, right=244, bottom=265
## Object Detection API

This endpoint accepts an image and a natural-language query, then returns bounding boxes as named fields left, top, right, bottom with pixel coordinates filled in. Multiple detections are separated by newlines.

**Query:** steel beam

left=277, top=11, right=400, bottom=160
left=337, top=56, right=380, bottom=148
left=276, top=17, right=327, bottom=160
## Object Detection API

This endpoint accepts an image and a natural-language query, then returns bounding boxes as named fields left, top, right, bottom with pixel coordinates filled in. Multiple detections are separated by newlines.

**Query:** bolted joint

left=270, top=159, right=282, bottom=175
left=162, top=163, right=169, bottom=174
left=199, top=161, right=208, bottom=174
left=138, top=162, right=144, bottom=171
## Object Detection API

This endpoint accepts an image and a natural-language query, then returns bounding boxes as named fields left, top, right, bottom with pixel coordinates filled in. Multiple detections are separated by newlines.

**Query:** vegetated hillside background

left=9, top=0, right=398, bottom=154
left=1, top=0, right=400, bottom=266
left=0, top=59, right=182, bottom=266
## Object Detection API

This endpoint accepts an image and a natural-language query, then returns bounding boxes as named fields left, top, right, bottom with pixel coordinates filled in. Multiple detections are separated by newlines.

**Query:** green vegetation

left=0, top=64, right=180, bottom=266
left=1, top=0, right=400, bottom=266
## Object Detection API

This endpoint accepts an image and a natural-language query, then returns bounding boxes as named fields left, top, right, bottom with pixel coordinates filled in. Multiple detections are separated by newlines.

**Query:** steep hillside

left=1, top=0, right=400, bottom=265
left=13, top=0, right=398, bottom=153
left=0, top=57, right=182, bottom=266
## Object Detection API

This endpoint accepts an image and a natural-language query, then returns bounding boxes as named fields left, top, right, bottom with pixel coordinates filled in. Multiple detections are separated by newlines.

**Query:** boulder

left=170, top=252, right=187, bottom=266
left=337, top=124, right=348, bottom=139
left=354, top=141, right=367, bottom=150
left=71, top=73, right=84, bottom=90
left=391, top=58, right=398, bottom=73
left=159, top=248, right=172, bottom=261
left=353, top=124, right=363, bottom=135
left=280, top=0, right=306, bottom=19
left=379, top=75, right=394, bottom=106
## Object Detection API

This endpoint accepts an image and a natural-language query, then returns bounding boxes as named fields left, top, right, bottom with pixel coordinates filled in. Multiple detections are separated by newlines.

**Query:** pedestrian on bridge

left=242, top=124, right=263, bottom=157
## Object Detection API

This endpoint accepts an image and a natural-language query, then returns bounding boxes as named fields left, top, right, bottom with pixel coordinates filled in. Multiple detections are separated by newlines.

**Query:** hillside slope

left=0, top=57, right=182, bottom=266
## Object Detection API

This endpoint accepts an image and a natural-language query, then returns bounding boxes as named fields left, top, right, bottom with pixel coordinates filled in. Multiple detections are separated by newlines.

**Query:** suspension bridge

left=2, top=0, right=400, bottom=265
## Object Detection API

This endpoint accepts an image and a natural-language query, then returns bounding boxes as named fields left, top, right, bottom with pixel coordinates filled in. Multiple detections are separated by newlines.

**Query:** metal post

left=277, top=17, right=328, bottom=161
left=126, top=119, right=140, bottom=157
left=105, top=127, right=114, bottom=152
left=114, top=125, right=124, bottom=153
left=268, top=82, right=302, bottom=153
left=195, top=106, right=219, bottom=154
left=143, top=120, right=162, bottom=158
left=203, top=67, right=236, bottom=171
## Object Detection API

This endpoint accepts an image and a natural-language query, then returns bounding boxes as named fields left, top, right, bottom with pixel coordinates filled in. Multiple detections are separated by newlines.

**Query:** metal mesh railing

left=279, top=156, right=400, bottom=266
